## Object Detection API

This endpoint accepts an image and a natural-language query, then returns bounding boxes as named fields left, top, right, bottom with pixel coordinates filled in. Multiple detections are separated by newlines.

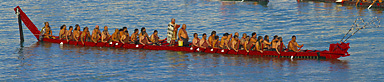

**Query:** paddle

left=340, top=18, right=359, bottom=43
left=368, top=0, right=377, bottom=9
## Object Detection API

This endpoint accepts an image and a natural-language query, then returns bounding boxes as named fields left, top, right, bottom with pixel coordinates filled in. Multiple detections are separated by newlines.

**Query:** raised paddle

left=368, top=0, right=377, bottom=9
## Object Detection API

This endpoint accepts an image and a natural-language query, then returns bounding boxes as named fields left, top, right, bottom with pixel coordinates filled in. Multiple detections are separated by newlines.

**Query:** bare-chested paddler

left=230, top=35, right=240, bottom=52
left=255, top=36, right=264, bottom=53
left=263, top=35, right=271, bottom=50
left=91, top=25, right=101, bottom=43
left=80, top=27, right=91, bottom=44
left=101, top=26, right=110, bottom=43
left=120, top=27, right=127, bottom=38
left=131, top=29, right=139, bottom=44
left=239, top=33, right=247, bottom=50
left=208, top=31, right=216, bottom=47
left=178, top=24, right=189, bottom=47
left=219, top=33, right=231, bottom=49
left=111, top=29, right=120, bottom=42
left=65, top=26, right=73, bottom=42
left=59, top=25, right=66, bottom=40
left=72, top=24, right=81, bottom=41
left=150, top=30, right=165, bottom=45
left=191, top=33, right=199, bottom=47
left=243, top=36, right=250, bottom=52
left=288, top=35, right=304, bottom=52
left=139, top=27, right=151, bottom=45
left=199, top=33, right=209, bottom=48
left=212, top=36, right=220, bottom=48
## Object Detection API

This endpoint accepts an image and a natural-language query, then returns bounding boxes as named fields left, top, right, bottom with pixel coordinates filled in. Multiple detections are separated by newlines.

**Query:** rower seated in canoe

left=130, top=29, right=139, bottom=44
left=65, top=26, right=73, bottom=42
left=277, top=37, right=286, bottom=52
left=59, top=24, right=66, bottom=40
left=91, top=25, right=101, bottom=43
left=212, top=35, right=220, bottom=48
left=199, top=33, right=209, bottom=48
left=208, top=31, right=216, bottom=47
left=219, top=33, right=231, bottom=49
left=270, top=35, right=280, bottom=54
left=239, top=33, right=247, bottom=50
left=230, top=35, right=240, bottom=52
left=288, top=35, right=304, bottom=52
left=111, top=29, right=120, bottom=42
left=72, top=24, right=81, bottom=41
left=41, top=22, right=56, bottom=39
left=178, top=24, right=189, bottom=47
left=255, top=36, right=264, bottom=53
left=80, top=27, right=91, bottom=44
left=263, top=35, right=271, bottom=51
left=191, top=33, right=199, bottom=47
left=101, top=26, right=111, bottom=43
left=139, top=27, right=151, bottom=45
left=120, top=30, right=130, bottom=44
left=150, top=30, right=166, bottom=46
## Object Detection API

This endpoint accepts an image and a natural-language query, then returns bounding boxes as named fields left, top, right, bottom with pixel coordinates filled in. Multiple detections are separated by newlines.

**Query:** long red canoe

left=14, top=6, right=351, bottom=59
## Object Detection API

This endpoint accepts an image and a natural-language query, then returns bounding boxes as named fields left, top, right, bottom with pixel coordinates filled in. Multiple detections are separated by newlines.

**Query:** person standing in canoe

left=101, top=26, right=110, bottom=43
left=65, top=26, right=73, bottom=42
left=80, top=27, right=91, bottom=44
left=288, top=35, right=304, bottom=52
left=72, top=24, right=81, bottom=41
left=191, top=33, right=199, bottom=47
left=199, top=33, right=209, bottom=48
left=59, top=24, right=66, bottom=40
left=178, top=24, right=189, bottom=47
left=131, top=29, right=139, bottom=44
left=208, top=31, right=216, bottom=47
left=167, top=18, right=180, bottom=46
left=42, top=22, right=56, bottom=39
left=91, top=25, right=101, bottom=43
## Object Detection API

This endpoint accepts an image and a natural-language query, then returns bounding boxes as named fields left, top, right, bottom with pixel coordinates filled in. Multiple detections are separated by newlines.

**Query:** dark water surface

left=1, top=0, right=383, bottom=81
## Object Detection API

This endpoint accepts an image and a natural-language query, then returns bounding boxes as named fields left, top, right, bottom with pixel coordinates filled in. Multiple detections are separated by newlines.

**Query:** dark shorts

left=179, top=37, right=189, bottom=47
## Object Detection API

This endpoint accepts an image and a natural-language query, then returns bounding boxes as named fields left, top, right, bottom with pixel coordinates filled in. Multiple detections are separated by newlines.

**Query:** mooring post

left=17, top=8, right=24, bottom=43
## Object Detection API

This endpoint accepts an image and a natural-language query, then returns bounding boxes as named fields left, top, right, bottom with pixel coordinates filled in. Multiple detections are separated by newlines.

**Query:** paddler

left=43, top=22, right=56, bottom=39
left=199, top=33, right=209, bottom=48
left=150, top=30, right=165, bottom=45
left=239, top=33, right=247, bottom=50
left=212, top=36, right=220, bottom=48
left=208, top=31, right=216, bottom=47
left=65, top=26, right=73, bottom=42
left=120, top=30, right=130, bottom=44
left=255, top=36, right=264, bottom=53
left=191, top=33, right=199, bottom=47
left=101, top=26, right=110, bottom=43
left=111, top=29, right=120, bottom=42
left=230, top=35, right=239, bottom=52
left=72, top=24, right=81, bottom=41
left=131, top=29, right=139, bottom=44
left=139, top=27, right=151, bottom=45
left=263, top=35, right=271, bottom=51
left=167, top=18, right=180, bottom=46
left=178, top=24, right=189, bottom=47
left=277, top=37, right=286, bottom=52
left=219, top=33, right=231, bottom=49
left=59, top=24, right=66, bottom=40
left=120, top=27, right=127, bottom=38
left=288, top=35, right=304, bottom=52
left=270, top=35, right=280, bottom=54
left=80, top=27, right=91, bottom=44
left=91, top=25, right=101, bottom=43
left=243, top=36, right=250, bottom=52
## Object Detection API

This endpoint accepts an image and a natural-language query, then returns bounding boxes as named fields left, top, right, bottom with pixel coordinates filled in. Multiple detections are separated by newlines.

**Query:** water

left=1, top=0, right=383, bottom=81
